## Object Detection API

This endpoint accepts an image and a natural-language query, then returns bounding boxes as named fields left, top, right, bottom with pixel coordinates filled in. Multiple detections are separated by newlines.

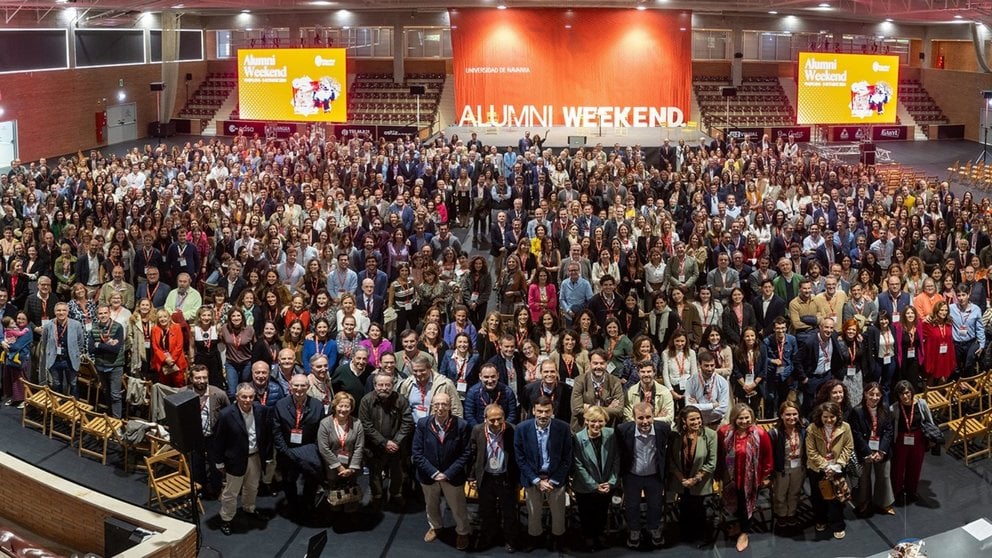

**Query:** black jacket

left=211, top=402, right=273, bottom=477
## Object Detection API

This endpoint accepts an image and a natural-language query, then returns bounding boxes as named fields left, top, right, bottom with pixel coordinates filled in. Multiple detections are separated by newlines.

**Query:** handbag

left=383, top=307, right=397, bottom=324
left=830, top=475, right=851, bottom=503
left=818, top=478, right=835, bottom=500
left=921, top=417, right=944, bottom=447
left=327, top=483, right=362, bottom=507
left=843, top=452, right=863, bottom=489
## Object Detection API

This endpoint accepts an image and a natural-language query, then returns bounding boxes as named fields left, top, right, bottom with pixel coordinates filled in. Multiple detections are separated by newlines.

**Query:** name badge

left=906, top=348, right=916, bottom=359
left=892, top=312, right=900, bottom=323
left=42, top=319, right=52, bottom=330
left=565, top=378, right=575, bottom=387
left=457, top=380, right=467, bottom=394
left=606, top=361, right=617, bottom=374
left=290, top=429, right=303, bottom=444
left=939, top=344, right=948, bottom=354
left=336, top=452, right=350, bottom=463
left=470, top=292, right=479, bottom=303
left=846, top=366, right=856, bottom=377
left=679, top=375, right=689, bottom=390
left=744, top=373, right=755, bottom=385
left=903, top=434, right=915, bottom=446
left=883, top=355, right=892, bottom=365
left=489, top=456, right=501, bottom=469
left=678, top=274, right=686, bottom=282
left=868, top=437, right=880, bottom=451
left=56, top=347, right=64, bottom=356
left=144, top=341, right=151, bottom=350
left=776, top=365, right=786, bottom=377
left=178, top=257, right=187, bottom=267
left=959, top=326, right=968, bottom=333
left=788, top=457, right=801, bottom=469
left=84, top=322, right=93, bottom=332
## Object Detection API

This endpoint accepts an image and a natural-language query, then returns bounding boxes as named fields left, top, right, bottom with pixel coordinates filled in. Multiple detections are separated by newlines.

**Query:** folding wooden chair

left=923, top=379, right=956, bottom=428
left=944, top=409, right=992, bottom=465
left=20, top=379, right=52, bottom=434
left=48, top=393, right=92, bottom=446
left=145, top=449, right=204, bottom=515
left=78, top=408, right=124, bottom=465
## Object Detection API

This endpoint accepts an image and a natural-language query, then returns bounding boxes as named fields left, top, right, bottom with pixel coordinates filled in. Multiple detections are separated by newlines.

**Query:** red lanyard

left=699, top=372, right=715, bottom=401
left=849, top=340, right=857, bottom=365
left=787, top=428, right=800, bottom=457
left=747, top=350, right=755, bottom=375
left=416, top=382, right=429, bottom=407
left=903, top=402, right=915, bottom=432
left=867, top=406, right=878, bottom=437
left=485, top=425, right=504, bottom=456
left=777, top=338, right=785, bottom=361
left=676, top=353, right=686, bottom=375
left=562, top=354, right=575, bottom=378
left=480, top=389, right=501, bottom=407
left=429, top=416, right=451, bottom=439
left=294, top=404, right=304, bottom=429
left=822, top=425, right=836, bottom=454
left=335, top=420, right=349, bottom=453
left=455, top=355, right=468, bottom=380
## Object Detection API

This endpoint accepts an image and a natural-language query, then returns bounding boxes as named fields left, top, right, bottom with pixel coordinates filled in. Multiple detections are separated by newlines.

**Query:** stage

left=441, top=124, right=707, bottom=150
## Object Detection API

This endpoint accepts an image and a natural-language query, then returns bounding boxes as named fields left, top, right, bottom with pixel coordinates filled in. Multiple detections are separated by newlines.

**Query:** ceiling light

left=679, top=27, right=686, bottom=31
left=309, top=0, right=334, bottom=4
left=636, top=5, right=646, bottom=10
left=497, top=4, right=507, bottom=9
left=564, top=24, right=572, bottom=28
left=55, top=0, right=68, bottom=3
left=884, top=17, right=893, bottom=22
left=818, top=2, right=830, bottom=6
left=241, top=9, right=250, bottom=13
left=768, top=10, right=777, bottom=14
left=954, top=14, right=963, bottom=18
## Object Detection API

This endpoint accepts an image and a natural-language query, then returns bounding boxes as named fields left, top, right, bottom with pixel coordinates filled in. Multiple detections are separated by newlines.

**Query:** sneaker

left=626, top=531, right=641, bottom=549
left=219, top=521, right=232, bottom=536
left=424, top=528, right=437, bottom=543
left=650, top=528, right=664, bottom=548
left=833, top=530, right=846, bottom=539
left=815, top=523, right=826, bottom=532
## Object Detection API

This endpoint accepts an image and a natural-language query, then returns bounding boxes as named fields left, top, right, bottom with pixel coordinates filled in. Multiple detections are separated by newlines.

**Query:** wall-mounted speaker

left=409, top=85, right=426, bottom=95
left=185, top=73, right=193, bottom=81
left=720, top=86, right=737, bottom=97
left=163, top=390, right=202, bottom=453
left=150, top=82, right=165, bottom=92
left=733, top=52, right=744, bottom=59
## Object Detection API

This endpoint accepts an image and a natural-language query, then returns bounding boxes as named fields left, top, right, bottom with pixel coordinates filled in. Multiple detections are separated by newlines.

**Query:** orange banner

left=238, top=48, right=347, bottom=123
left=796, top=52, right=899, bottom=125
left=449, top=8, right=692, bottom=128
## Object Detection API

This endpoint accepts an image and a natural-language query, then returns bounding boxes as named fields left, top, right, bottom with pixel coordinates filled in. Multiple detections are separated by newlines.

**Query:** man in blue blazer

left=876, top=275, right=912, bottom=321
left=212, top=383, right=273, bottom=536
left=513, top=395, right=572, bottom=552
left=617, top=401, right=672, bottom=549
left=411, top=391, right=472, bottom=551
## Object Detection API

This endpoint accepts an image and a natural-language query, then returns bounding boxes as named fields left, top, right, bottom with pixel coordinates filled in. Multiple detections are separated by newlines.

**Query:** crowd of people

left=0, top=125, right=974, bottom=552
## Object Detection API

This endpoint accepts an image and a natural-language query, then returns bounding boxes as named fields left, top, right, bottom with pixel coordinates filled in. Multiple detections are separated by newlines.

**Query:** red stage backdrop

left=449, top=8, right=692, bottom=128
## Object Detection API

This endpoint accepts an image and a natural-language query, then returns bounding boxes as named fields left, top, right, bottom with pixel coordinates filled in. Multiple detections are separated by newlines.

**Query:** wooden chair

left=124, top=425, right=171, bottom=474
left=923, top=379, right=956, bottom=428
left=145, top=449, right=204, bottom=515
left=756, top=418, right=777, bottom=435
left=20, top=379, right=52, bottom=434
left=944, top=409, right=992, bottom=465
left=956, top=370, right=989, bottom=416
left=48, top=394, right=92, bottom=446
left=122, top=374, right=153, bottom=420
left=77, top=358, right=101, bottom=409
left=78, top=408, right=124, bottom=465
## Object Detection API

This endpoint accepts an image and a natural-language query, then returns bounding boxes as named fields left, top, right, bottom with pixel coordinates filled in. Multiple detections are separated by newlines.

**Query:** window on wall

left=743, top=31, right=819, bottom=61
left=692, top=29, right=731, bottom=60
left=217, top=30, right=232, bottom=58
left=343, top=27, right=392, bottom=57
left=404, top=28, right=452, bottom=58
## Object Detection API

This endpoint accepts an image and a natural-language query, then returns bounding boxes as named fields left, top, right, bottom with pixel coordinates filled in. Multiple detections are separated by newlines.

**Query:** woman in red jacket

left=920, top=301, right=956, bottom=386
left=717, top=403, right=773, bottom=552
left=151, top=308, right=188, bottom=387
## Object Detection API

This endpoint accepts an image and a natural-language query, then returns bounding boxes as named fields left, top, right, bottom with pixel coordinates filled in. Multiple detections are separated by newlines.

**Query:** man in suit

left=588, top=274, right=622, bottom=325
left=617, top=401, right=671, bottom=549
left=707, top=252, right=740, bottom=306
left=514, top=395, right=572, bottom=552
left=76, top=237, right=105, bottom=296
left=487, top=334, right=525, bottom=396
left=356, top=278, right=385, bottom=326
left=182, top=364, right=229, bottom=499
left=521, top=359, right=572, bottom=420
left=271, top=373, right=325, bottom=519
left=411, top=391, right=472, bottom=551
left=664, top=241, right=700, bottom=293
left=876, top=275, right=912, bottom=321
left=489, top=211, right=510, bottom=272
left=359, top=371, right=413, bottom=507
left=798, top=318, right=843, bottom=414
left=136, top=266, right=171, bottom=309
left=213, top=382, right=273, bottom=536
left=40, top=302, right=85, bottom=396
left=217, top=260, right=247, bottom=303
left=165, top=224, right=200, bottom=286
left=469, top=404, right=520, bottom=553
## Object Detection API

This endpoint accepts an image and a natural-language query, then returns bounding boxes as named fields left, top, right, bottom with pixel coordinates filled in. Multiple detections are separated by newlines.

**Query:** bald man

left=271, top=373, right=326, bottom=520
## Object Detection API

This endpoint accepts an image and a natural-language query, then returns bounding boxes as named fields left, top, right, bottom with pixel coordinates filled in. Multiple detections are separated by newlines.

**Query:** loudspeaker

left=720, top=86, right=737, bottom=97
left=409, top=85, right=426, bottom=95
left=185, top=72, right=192, bottom=81
left=104, top=517, right=148, bottom=556
left=163, top=390, right=202, bottom=453
left=733, top=52, right=744, bottom=59
left=919, top=53, right=925, bottom=61
left=860, top=143, right=876, bottom=165
left=150, top=82, right=165, bottom=92
left=983, top=91, right=992, bottom=100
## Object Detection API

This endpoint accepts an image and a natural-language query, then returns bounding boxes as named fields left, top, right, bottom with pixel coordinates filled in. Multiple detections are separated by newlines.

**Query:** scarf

left=722, top=426, right=762, bottom=518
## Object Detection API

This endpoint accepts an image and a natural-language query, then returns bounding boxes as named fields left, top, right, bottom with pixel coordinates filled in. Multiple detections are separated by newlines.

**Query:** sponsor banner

left=828, top=126, right=871, bottom=142
left=797, top=52, right=899, bottom=125
left=219, top=121, right=295, bottom=138
left=238, top=48, right=347, bottom=123
left=771, top=126, right=811, bottom=142
left=721, top=127, right=764, bottom=141
left=871, top=125, right=910, bottom=141
left=379, top=125, right=418, bottom=141
left=449, top=8, right=691, bottom=127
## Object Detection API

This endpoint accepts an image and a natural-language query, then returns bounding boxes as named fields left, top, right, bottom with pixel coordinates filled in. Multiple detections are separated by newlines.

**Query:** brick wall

left=5, top=60, right=207, bottom=162
left=0, top=452, right=195, bottom=558
left=920, top=67, right=992, bottom=141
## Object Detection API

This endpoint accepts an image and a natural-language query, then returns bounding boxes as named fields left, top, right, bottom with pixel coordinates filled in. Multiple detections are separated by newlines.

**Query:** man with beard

left=359, top=371, right=413, bottom=507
